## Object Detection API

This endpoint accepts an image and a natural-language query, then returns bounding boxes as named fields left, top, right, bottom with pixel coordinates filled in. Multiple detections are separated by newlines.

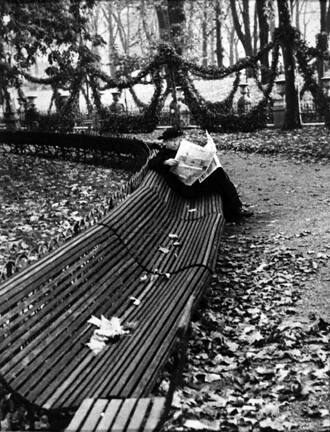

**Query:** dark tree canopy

left=0, top=0, right=102, bottom=70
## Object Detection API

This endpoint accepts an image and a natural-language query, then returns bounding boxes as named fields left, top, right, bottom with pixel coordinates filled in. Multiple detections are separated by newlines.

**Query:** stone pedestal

left=272, top=97, right=286, bottom=128
left=4, top=100, right=20, bottom=131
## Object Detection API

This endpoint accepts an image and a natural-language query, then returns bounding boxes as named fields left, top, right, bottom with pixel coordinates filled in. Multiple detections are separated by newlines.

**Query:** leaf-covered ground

left=213, top=126, right=330, bottom=163
left=156, top=142, right=330, bottom=432
left=0, top=127, right=329, bottom=431
left=0, top=150, right=131, bottom=269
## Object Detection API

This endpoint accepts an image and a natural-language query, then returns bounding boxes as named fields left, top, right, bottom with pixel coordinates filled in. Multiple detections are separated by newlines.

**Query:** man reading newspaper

left=149, top=131, right=252, bottom=222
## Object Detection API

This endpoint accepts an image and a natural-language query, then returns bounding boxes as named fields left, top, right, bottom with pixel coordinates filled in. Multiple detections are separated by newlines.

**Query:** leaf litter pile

left=159, top=224, right=329, bottom=432
left=212, top=127, right=330, bottom=163
left=0, top=150, right=130, bottom=268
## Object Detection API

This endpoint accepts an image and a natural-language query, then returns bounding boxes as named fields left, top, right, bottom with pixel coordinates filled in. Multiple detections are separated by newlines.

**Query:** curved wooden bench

left=0, top=170, right=224, bottom=419
left=0, top=130, right=150, bottom=171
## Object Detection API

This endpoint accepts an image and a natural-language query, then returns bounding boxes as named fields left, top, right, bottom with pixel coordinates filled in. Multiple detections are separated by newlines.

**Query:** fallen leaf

left=129, top=296, right=141, bottom=306
left=259, top=418, right=284, bottom=431
left=184, top=419, right=220, bottom=430
left=205, top=373, right=222, bottom=383
left=159, top=246, right=170, bottom=254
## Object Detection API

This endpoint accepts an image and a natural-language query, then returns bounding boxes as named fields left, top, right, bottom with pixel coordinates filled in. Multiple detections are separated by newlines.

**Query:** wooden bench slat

left=95, top=399, right=122, bottom=432
left=125, top=398, right=150, bottom=432
left=66, top=397, right=166, bottom=432
left=82, top=398, right=109, bottom=432
left=142, top=397, right=166, bottom=432
left=65, top=398, right=95, bottom=431
left=110, top=398, right=136, bottom=431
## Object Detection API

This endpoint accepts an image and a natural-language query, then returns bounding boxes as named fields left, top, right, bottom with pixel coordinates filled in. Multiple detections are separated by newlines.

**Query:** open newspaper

left=170, top=131, right=221, bottom=186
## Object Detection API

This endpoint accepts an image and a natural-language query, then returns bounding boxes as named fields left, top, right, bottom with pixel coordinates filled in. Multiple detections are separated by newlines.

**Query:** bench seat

left=0, top=170, right=224, bottom=414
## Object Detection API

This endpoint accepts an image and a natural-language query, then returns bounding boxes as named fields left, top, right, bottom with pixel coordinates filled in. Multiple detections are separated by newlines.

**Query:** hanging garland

left=100, top=69, right=165, bottom=133
left=175, top=39, right=280, bottom=132
left=157, top=42, right=275, bottom=81
left=251, top=42, right=280, bottom=100
left=128, top=87, right=148, bottom=110
left=205, top=71, right=241, bottom=114
left=90, top=60, right=158, bottom=91
left=2, top=26, right=328, bottom=134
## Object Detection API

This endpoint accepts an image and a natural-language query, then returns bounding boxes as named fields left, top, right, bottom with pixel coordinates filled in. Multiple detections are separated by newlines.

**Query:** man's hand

left=164, top=158, right=179, bottom=167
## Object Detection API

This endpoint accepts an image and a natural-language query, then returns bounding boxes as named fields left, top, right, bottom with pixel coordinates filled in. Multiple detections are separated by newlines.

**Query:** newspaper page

left=170, top=138, right=214, bottom=186
left=170, top=132, right=221, bottom=186
left=198, top=153, right=221, bottom=183
left=198, top=131, right=222, bottom=183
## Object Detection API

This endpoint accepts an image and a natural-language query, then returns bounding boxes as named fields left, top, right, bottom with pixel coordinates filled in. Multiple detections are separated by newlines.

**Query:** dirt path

left=163, top=150, right=330, bottom=432
left=222, top=151, right=330, bottom=322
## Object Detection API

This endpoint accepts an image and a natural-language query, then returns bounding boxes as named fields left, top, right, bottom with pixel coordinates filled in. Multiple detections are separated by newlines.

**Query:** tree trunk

left=229, top=0, right=253, bottom=76
left=234, top=37, right=239, bottom=64
left=229, top=26, right=235, bottom=66
left=155, top=0, right=171, bottom=42
left=210, top=23, right=215, bottom=65
left=253, top=1, right=258, bottom=55
left=318, top=0, right=329, bottom=78
left=155, top=0, right=185, bottom=54
left=229, top=0, right=253, bottom=57
left=242, top=0, right=252, bottom=55
left=256, top=0, right=270, bottom=83
left=140, top=0, right=154, bottom=48
left=167, top=0, right=186, bottom=55
left=186, top=0, right=196, bottom=53
left=126, top=0, right=130, bottom=55
left=113, top=4, right=128, bottom=54
left=269, top=3, right=275, bottom=37
left=295, top=0, right=300, bottom=30
left=289, top=0, right=294, bottom=15
left=277, top=0, right=301, bottom=129
left=327, top=0, right=330, bottom=32
left=320, top=0, right=327, bottom=31
left=302, top=0, right=308, bottom=39
left=202, top=1, right=208, bottom=67
left=89, top=4, right=101, bottom=68
left=215, top=0, right=224, bottom=68
left=103, top=3, right=116, bottom=77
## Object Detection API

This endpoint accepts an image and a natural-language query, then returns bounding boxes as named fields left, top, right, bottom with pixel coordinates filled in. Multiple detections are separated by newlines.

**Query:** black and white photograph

left=0, top=0, right=329, bottom=431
